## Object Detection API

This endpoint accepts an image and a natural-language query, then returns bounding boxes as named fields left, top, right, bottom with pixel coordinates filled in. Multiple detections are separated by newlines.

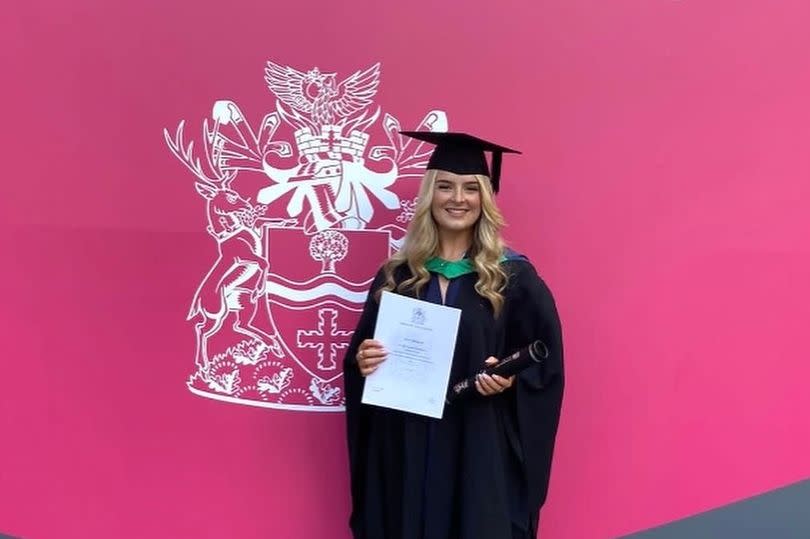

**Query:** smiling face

left=430, top=170, right=483, bottom=236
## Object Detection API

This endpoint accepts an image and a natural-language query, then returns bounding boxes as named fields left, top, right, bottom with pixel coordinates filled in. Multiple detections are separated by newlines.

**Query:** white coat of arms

left=164, top=60, right=447, bottom=411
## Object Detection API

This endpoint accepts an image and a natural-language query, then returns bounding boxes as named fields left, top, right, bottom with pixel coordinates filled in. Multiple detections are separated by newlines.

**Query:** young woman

left=343, top=131, right=565, bottom=539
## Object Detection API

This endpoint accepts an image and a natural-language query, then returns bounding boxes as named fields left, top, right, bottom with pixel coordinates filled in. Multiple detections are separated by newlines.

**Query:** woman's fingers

left=475, top=374, right=499, bottom=395
left=476, top=357, right=501, bottom=395
left=492, top=374, right=514, bottom=388
left=357, top=340, right=388, bottom=377
left=359, top=359, right=385, bottom=376
left=361, top=339, right=384, bottom=350
left=475, top=370, right=515, bottom=396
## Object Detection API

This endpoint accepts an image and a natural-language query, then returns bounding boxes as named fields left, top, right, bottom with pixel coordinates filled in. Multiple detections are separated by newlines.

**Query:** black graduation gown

left=343, top=258, right=564, bottom=539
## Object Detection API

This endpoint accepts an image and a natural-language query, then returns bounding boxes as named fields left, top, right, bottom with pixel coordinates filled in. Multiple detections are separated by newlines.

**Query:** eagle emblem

left=264, top=61, right=380, bottom=128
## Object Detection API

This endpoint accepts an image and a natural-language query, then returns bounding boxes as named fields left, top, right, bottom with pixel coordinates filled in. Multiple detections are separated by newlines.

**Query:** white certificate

left=361, top=290, right=461, bottom=419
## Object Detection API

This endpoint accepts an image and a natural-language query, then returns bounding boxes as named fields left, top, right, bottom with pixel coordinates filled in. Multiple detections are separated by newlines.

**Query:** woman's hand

left=475, top=356, right=515, bottom=396
left=356, top=339, right=387, bottom=377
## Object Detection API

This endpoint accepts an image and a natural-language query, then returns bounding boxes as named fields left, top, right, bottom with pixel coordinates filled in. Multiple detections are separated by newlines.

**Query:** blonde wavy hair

left=378, top=169, right=509, bottom=315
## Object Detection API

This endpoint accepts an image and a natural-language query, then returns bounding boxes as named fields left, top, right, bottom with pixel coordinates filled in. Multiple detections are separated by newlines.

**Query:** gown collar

left=425, top=253, right=511, bottom=280
left=424, top=256, right=475, bottom=279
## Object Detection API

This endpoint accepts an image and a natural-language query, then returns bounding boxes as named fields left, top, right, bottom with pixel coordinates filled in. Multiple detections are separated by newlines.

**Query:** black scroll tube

left=445, top=340, right=549, bottom=404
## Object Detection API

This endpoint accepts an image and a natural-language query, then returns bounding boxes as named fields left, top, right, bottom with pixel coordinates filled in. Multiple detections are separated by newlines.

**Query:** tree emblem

left=308, top=230, right=349, bottom=273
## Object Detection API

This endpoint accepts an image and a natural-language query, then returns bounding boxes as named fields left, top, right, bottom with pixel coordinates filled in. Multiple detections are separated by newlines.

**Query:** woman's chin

left=437, top=221, right=475, bottom=233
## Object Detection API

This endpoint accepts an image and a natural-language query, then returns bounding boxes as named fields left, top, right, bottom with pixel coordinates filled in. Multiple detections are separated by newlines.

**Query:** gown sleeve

left=342, top=267, right=387, bottom=536
left=504, top=259, right=565, bottom=513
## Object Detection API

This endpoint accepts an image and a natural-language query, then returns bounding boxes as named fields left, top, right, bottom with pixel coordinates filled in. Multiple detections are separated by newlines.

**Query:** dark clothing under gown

left=343, top=257, right=565, bottom=539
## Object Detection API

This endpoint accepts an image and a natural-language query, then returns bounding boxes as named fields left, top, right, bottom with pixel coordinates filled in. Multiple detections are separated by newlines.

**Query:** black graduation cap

left=399, top=131, right=521, bottom=193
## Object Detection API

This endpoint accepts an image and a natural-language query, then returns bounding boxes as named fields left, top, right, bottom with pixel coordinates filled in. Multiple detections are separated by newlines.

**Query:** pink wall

left=2, top=1, right=809, bottom=538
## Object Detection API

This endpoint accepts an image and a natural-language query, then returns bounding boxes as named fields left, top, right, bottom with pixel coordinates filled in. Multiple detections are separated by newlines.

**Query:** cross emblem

left=297, top=308, right=352, bottom=370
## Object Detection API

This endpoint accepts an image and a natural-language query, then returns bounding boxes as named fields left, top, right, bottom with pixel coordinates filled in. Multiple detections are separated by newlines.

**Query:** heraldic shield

left=262, top=226, right=390, bottom=409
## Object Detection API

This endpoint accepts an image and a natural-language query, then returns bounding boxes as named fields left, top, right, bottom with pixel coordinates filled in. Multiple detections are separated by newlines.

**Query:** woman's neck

left=436, top=231, right=473, bottom=261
